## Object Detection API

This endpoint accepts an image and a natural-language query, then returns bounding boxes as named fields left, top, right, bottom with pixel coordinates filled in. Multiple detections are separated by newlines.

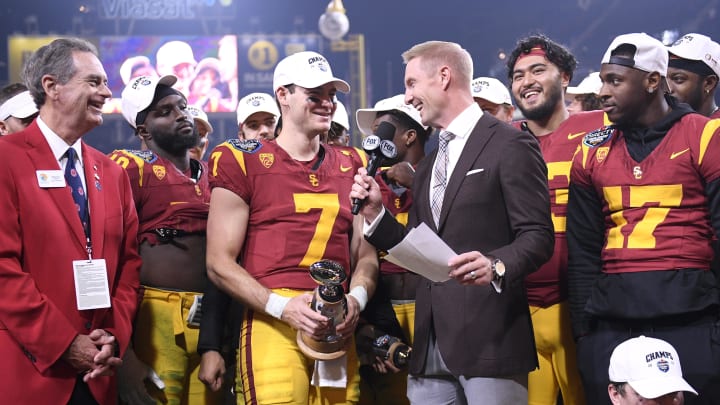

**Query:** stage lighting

left=319, top=0, right=349, bottom=41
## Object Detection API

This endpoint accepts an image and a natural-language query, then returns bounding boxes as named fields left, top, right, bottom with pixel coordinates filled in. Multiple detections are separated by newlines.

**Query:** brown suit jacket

left=368, top=113, right=554, bottom=377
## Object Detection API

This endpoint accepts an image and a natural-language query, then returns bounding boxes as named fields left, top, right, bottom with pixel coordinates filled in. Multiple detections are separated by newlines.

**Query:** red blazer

left=0, top=122, right=141, bottom=404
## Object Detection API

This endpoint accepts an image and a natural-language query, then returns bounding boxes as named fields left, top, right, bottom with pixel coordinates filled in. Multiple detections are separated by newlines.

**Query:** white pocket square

left=466, top=168, right=485, bottom=176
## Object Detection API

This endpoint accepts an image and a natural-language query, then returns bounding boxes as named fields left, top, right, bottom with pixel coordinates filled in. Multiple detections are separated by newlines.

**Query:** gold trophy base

left=297, top=331, right=349, bottom=361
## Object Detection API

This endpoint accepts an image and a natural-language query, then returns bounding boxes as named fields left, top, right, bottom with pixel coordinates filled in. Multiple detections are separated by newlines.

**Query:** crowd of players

left=1, top=29, right=720, bottom=405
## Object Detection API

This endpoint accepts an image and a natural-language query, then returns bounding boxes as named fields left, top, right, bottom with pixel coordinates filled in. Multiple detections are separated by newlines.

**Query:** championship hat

left=236, top=92, right=280, bottom=125
left=186, top=105, right=213, bottom=135
left=356, top=94, right=426, bottom=136
left=471, top=77, right=513, bottom=105
left=668, top=33, right=720, bottom=77
left=121, top=75, right=178, bottom=128
left=273, top=51, right=350, bottom=93
left=609, top=336, right=697, bottom=399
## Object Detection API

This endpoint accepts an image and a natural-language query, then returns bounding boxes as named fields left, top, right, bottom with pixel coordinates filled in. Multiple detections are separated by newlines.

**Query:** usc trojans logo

left=596, top=147, right=609, bottom=163
left=259, top=153, right=274, bottom=168
left=152, top=165, right=166, bottom=180
left=309, top=174, right=319, bottom=187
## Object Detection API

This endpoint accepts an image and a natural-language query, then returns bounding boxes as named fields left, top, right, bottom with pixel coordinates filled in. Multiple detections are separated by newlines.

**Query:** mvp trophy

left=296, top=259, right=349, bottom=360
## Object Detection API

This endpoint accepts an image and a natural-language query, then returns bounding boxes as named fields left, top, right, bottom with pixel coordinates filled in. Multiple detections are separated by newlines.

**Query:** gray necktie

left=431, top=131, right=454, bottom=227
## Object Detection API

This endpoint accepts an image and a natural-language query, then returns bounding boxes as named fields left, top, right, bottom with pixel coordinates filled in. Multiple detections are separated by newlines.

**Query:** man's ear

left=646, top=71, right=662, bottom=94
left=404, top=129, right=417, bottom=147
left=0, top=121, right=9, bottom=135
left=704, top=74, right=719, bottom=94
left=439, top=66, right=451, bottom=91
left=560, top=71, right=571, bottom=90
left=41, top=74, right=59, bottom=101
left=135, top=124, right=151, bottom=142
left=276, top=87, right=290, bottom=108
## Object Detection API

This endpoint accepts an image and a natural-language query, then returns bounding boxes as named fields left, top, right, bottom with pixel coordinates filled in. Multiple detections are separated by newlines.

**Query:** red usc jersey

left=209, top=139, right=367, bottom=290
left=571, top=115, right=720, bottom=273
left=377, top=167, right=414, bottom=275
left=516, top=110, right=609, bottom=306
left=108, top=150, right=210, bottom=245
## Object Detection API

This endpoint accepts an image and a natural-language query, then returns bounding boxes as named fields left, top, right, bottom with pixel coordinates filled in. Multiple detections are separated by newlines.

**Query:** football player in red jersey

left=667, top=33, right=720, bottom=119
left=567, top=33, right=720, bottom=405
left=206, top=51, right=378, bottom=405
left=236, top=92, right=280, bottom=141
left=507, top=34, right=609, bottom=405
left=110, top=75, right=222, bottom=405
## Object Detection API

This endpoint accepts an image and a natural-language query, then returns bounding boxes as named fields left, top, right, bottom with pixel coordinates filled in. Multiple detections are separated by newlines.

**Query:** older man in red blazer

left=0, top=38, right=140, bottom=404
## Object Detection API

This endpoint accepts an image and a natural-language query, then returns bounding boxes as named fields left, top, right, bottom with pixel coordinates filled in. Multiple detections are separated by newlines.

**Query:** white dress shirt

left=37, top=117, right=87, bottom=192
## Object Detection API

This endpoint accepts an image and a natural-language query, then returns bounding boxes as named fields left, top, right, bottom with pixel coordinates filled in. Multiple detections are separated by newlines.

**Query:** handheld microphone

left=351, top=121, right=398, bottom=214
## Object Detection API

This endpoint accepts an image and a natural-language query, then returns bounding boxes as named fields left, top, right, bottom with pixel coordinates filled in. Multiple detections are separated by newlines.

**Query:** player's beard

left=154, top=127, right=200, bottom=156
left=517, top=80, right=564, bottom=121
left=683, top=83, right=705, bottom=113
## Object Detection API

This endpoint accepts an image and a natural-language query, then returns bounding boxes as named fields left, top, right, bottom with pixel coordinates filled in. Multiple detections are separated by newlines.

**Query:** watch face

left=494, top=259, right=506, bottom=276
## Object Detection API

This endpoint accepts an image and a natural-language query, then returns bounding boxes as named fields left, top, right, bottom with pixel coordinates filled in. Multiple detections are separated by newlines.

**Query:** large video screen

left=100, top=35, right=238, bottom=114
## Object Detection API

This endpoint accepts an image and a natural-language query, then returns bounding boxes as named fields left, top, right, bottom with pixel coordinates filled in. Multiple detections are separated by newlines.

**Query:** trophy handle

left=309, top=259, right=347, bottom=286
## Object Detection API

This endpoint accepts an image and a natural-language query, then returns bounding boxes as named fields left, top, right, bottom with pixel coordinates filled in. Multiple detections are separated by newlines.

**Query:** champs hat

left=273, top=51, right=350, bottom=93
left=186, top=105, right=213, bottom=135
left=236, top=92, right=280, bottom=125
left=566, top=72, right=602, bottom=95
left=602, top=33, right=668, bottom=75
left=0, top=91, right=38, bottom=121
left=356, top=94, right=427, bottom=136
left=471, top=77, right=513, bottom=105
left=668, top=33, right=720, bottom=77
left=609, top=336, right=697, bottom=399
left=121, top=75, right=177, bottom=128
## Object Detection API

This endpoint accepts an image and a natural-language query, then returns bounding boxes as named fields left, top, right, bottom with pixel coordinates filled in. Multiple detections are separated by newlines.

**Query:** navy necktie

left=65, top=148, right=88, bottom=230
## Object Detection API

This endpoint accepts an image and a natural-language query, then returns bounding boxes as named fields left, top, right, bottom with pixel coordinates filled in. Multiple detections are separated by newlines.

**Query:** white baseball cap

left=273, top=51, right=350, bottom=94
left=566, top=72, right=602, bottom=95
left=668, top=33, right=720, bottom=77
left=471, top=77, right=512, bottom=105
left=236, top=92, right=280, bottom=125
left=156, top=41, right=197, bottom=71
left=332, top=100, right=349, bottom=130
left=0, top=90, right=38, bottom=121
left=121, top=75, right=178, bottom=128
left=120, top=55, right=153, bottom=85
left=609, top=336, right=697, bottom=399
left=195, top=57, right=222, bottom=76
left=186, top=105, right=213, bottom=135
left=602, top=33, right=668, bottom=75
left=356, top=94, right=426, bottom=137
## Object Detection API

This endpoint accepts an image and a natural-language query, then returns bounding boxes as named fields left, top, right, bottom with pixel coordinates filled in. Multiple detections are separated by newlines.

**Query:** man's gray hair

left=21, top=37, right=99, bottom=107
